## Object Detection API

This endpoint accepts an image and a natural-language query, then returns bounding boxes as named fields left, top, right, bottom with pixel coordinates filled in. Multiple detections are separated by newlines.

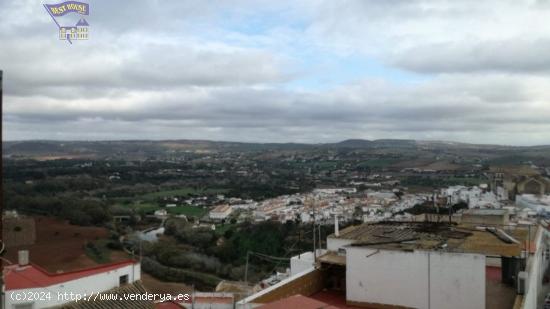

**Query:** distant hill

left=326, top=139, right=417, bottom=149
left=3, top=139, right=550, bottom=164
left=331, top=139, right=374, bottom=148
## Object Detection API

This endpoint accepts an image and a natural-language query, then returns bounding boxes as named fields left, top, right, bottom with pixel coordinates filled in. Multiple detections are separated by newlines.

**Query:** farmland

left=140, top=188, right=228, bottom=200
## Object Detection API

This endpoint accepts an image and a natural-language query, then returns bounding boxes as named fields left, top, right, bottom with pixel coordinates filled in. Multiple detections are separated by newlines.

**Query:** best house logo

left=43, top=1, right=90, bottom=44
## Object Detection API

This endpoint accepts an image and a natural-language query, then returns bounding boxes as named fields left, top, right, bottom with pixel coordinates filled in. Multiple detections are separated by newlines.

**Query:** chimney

left=18, top=250, right=29, bottom=266
left=334, top=215, right=339, bottom=237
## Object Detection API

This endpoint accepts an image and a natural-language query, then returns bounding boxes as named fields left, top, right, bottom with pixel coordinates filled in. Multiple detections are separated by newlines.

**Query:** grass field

left=166, top=206, right=208, bottom=217
left=140, top=187, right=228, bottom=200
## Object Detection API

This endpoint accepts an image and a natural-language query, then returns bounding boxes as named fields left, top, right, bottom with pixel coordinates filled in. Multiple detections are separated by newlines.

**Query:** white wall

left=290, top=252, right=315, bottom=276
left=346, top=248, right=485, bottom=309
left=182, top=292, right=234, bottom=309
left=428, top=251, right=485, bottom=309
left=516, top=195, right=550, bottom=213
left=5, top=263, right=140, bottom=309
left=522, top=226, right=547, bottom=309
left=237, top=267, right=318, bottom=308
left=346, top=248, right=429, bottom=308
left=326, top=237, right=354, bottom=251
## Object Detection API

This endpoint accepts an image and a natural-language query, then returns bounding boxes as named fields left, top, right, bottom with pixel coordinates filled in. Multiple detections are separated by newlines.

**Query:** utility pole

left=318, top=224, right=322, bottom=251
left=312, top=198, right=316, bottom=263
left=449, top=203, right=452, bottom=224
left=191, top=284, right=195, bottom=309
left=448, top=195, right=452, bottom=224
left=434, top=190, right=439, bottom=222
left=244, top=251, right=250, bottom=284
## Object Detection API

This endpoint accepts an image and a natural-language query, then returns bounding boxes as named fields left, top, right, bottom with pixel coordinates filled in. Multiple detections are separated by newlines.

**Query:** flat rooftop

left=259, top=294, right=340, bottom=309
left=329, top=222, right=532, bottom=257
left=463, top=209, right=509, bottom=216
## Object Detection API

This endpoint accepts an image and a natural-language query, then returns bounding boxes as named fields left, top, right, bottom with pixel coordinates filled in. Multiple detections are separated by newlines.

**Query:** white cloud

left=1, top=0, right=550, bottom=145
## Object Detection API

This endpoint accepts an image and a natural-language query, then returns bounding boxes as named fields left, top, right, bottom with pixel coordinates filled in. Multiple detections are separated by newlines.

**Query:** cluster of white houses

left=205, top=182, right=544, bottom=225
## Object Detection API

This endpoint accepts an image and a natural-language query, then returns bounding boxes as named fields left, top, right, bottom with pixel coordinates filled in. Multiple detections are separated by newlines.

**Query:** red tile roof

left=155, top=301, right=183, bottom=309
left=310, top=290, right=366, bottom=309
left=259, top=294, right=339, bottom=309
left=4, top=259, right=138, bottom=290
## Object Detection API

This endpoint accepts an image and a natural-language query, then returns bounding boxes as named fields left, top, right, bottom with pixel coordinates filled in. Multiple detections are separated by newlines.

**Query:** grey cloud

left=392, top=39, right=550, bottom=74
left=6, top=74, right=548, bottom=137
left=305, top=0, right=550, bottom=75
left=2, top=0, right=550, bottom=145
left=1, top=38, right=289, bottom=99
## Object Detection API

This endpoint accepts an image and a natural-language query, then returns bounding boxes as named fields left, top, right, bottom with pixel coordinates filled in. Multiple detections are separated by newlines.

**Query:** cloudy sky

left=2, top=0, right=550, bottom=145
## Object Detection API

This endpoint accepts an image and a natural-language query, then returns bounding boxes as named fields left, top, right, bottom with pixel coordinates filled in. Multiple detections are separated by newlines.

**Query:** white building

left=209, top=204, right=233, bottom=220
left=136, top=226, right=165, bottom=242
left=443, top=185, right=501, bottom=209
left=313, top=188, right=356, bottom=194
left=154, top=208, right=168, bottom=219
left=516, top=194, right=550, bottom=213
left=4, top=252, right=140, bottom=309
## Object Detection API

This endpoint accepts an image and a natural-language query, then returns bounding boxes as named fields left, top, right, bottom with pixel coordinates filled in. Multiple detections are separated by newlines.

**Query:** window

left=119, top=274, right=129, bottom=285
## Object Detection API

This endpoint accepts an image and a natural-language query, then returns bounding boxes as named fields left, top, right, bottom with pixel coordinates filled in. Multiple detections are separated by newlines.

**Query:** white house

left=516, top=194, right=550, bottom=213
left=209, top=204, right=233, bottom=220
left=3, top=252, right=140, bottom=309
left=154, top=208, right=168, bottom=219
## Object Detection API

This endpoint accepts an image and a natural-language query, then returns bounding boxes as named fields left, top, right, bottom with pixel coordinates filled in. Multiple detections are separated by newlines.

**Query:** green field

left=140, top=187, right=228, bottom=200
left=166, top=206, right=208, bottom=217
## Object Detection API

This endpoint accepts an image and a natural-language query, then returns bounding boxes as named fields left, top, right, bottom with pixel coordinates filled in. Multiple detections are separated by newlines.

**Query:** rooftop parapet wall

left=239, top=268, right=325, bottom=306
left=520, top=225, right=547, bottom=309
